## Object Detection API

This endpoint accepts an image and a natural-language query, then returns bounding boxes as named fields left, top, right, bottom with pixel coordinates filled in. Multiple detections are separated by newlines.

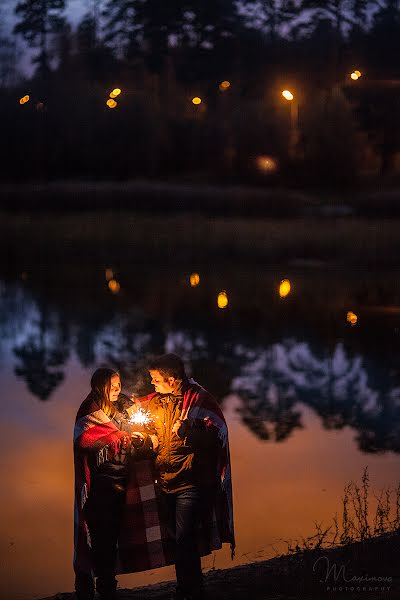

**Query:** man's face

left=149, top=369, right=175, bottom=394
left=109, top=373, right=121, bottom=402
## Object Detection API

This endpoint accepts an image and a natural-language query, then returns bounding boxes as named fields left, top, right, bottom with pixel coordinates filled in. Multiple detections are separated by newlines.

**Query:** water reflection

left=2, top=272, right=400, bottom=454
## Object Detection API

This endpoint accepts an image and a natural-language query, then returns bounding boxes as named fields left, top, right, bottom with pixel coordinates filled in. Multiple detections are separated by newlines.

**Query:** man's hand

left=130, top=432, right=145, bottom=448
left=172, top=418, right=189, bottom=438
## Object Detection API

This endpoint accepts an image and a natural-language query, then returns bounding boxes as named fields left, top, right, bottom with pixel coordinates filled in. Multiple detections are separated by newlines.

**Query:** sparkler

left=127, top=407, right=153, bottom=431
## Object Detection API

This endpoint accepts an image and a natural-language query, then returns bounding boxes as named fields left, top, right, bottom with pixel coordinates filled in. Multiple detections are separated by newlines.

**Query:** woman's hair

left=90, top=367, right=119, bottom=417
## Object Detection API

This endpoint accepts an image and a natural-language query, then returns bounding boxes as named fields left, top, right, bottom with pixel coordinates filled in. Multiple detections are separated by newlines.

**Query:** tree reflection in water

left=2, top=281, right=400, bottom=453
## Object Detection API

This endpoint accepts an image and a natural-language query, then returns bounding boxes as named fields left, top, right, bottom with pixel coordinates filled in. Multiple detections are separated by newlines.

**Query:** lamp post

left=281, top=89, right=299, bottom=158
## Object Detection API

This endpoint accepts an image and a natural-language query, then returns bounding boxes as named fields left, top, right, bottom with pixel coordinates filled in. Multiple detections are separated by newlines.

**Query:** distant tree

left=13, top=308, right=69, bottom=401
left=240, top=0, right=298, bottom=41
left=298, top=0, right=351, bottom=37
left=14, top=0, right=66, bottom=74
left=368, top=0, right=400, bottom=76
left=102, top=0, right=183, bottom=68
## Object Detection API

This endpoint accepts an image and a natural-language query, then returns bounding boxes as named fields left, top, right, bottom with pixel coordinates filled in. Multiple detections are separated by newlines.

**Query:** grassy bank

left=1, top=180, right=400, bottom=217
left=2, top=210, right=400, bottom=267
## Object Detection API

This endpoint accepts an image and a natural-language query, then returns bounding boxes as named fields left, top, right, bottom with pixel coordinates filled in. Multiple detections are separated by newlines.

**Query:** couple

left=73, top=353, right=235, bottom=600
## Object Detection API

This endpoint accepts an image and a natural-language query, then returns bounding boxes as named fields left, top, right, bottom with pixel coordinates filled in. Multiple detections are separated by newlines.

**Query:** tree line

left=1, top=0, right=400, bottom=183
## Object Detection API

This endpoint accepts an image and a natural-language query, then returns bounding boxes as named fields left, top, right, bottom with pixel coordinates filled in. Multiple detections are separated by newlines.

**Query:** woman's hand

left=120, top=435, right=131, bottom=450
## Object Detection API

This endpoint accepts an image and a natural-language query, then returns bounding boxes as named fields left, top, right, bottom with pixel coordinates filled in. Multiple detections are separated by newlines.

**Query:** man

left=137, top=353, right=235, bottom=600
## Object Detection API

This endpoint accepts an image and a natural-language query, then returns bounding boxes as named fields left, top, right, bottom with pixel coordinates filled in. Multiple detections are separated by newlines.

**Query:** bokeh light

left=105, top=268, right=114, bottom=281
left=282, top=90, right=294, bottom=101
left=347, top=311, right=358, bottom=326
left=190, top=273, right=200, bottom=287
left=106, top=99, right=117, bottom=109
left=279, top=279, right=291, bottom=298
left=217, top=291, right=228, bottom=309
left=110, top=88, right=122, bottom=98
left=108, top=279, right=121, bottom=294
left=219, top=80, right=231, bottom=91
left=19, top=95, right=30, bottom=105
left=192, top=96, right=202, bottom=105
left=255, top=155, right=278, bottom=174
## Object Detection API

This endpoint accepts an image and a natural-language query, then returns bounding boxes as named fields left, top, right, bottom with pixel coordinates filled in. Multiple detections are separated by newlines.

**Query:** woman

left=73, top=368, right=154, bottom=600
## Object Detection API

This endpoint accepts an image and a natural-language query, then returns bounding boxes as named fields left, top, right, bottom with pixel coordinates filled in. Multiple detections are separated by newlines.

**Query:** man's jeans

left=164, top=487, right=203, bottom=597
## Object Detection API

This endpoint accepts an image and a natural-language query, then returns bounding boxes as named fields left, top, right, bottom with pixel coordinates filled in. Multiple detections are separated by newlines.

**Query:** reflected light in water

left=279, top=279, right=291, bottom=298
left=190, top=272, right=200, bottom=287
left=217, top=290, right=228, bottom=309
left=219, top=80, right=231, bottom=91
left=108, top=279, right=121, bottom=294
left=105, top=268, right=114, bottom=281
left=347, top=311, right=358, bottom=326
left=191, top=97, right=202, bottom=105
left=255, top=155, right=278, bottom=174
left=110, top=88, right=122, bottom=98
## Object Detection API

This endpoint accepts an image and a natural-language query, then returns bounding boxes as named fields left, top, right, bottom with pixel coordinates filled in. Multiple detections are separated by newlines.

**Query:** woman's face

left=109, top=373, right=121, bottom=402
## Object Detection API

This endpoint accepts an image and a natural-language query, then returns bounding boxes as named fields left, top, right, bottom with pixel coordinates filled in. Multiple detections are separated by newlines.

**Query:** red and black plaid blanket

left=138, top=381, right=236, bottom=559
left=73, top=394, right=173, bottom=576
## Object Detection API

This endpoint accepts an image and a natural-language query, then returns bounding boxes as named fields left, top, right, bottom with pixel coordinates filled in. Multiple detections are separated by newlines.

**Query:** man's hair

left=148, top=353, right=187, bottom=381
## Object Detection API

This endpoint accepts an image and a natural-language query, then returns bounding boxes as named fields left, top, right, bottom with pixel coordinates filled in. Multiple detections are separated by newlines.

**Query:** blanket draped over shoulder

left=73, top=393, right=173, bottom=576
left=138, top=381, right=236, bottom=559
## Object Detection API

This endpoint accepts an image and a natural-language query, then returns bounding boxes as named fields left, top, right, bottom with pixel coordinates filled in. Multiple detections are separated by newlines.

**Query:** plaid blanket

left=138, top=381, right=236, bottom=559
left=73, top=394, right=173, bottom=576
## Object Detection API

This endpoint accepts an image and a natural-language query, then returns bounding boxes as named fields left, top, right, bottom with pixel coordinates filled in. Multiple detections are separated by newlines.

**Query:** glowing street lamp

left=192, top=96, right=202, bottom=105
left=281, top=89, right=299, bottom=158
left=282, top=89, right=294, bottom=101
left=350, top=70, right=362, bottom=81
left=19, top=95, right=30, bottom=105
left=106, top=99, right=117, bottom=109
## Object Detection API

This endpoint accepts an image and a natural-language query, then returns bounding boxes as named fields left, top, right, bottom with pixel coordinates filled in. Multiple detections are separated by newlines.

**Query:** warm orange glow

left=219, top=80, right=231, bottom=91
left=110, top=88, right=122, bottom=98
left=279, top=279, right=291, bottom=298
left=105, top=268, right=114, bottom=281
left=347, top=311, right=358, bottom=326
left=282, top=90, right=294, bottom=101
left=350, top=72, right=360, bottom=81
left=217, top=291, right=228, bottom=309
left=256, top=155, right=278, bottom=174
left=192, top=96, right=202, bottom=105
left=108, top=279, right=121, bottom=294
left=354, top=70, right=362, bottom=77
left=190, top=273, right=200, bottom=287
left=19, top=95, right=30, bottom=105
left=106, top=99, right=117, bottom=109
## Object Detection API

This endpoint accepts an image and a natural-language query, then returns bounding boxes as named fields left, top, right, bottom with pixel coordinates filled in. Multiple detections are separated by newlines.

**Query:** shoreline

left=39, top=532, right=400, bottom=600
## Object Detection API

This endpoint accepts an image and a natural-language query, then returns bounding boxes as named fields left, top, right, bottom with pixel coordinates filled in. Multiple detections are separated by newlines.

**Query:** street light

left=192, top=96, right=202, bottom=105
left=281, top=89, right=299, bottom=158
left=350, top=70, right=362, bottom=81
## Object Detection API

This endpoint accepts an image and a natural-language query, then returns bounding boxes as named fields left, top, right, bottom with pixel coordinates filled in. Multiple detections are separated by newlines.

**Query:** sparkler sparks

left=128, top=407, right=153, bottom=427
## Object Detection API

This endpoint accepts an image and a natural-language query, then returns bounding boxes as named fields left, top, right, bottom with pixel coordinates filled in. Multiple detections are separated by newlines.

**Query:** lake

left=1, top=232, right=400, bottom=600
